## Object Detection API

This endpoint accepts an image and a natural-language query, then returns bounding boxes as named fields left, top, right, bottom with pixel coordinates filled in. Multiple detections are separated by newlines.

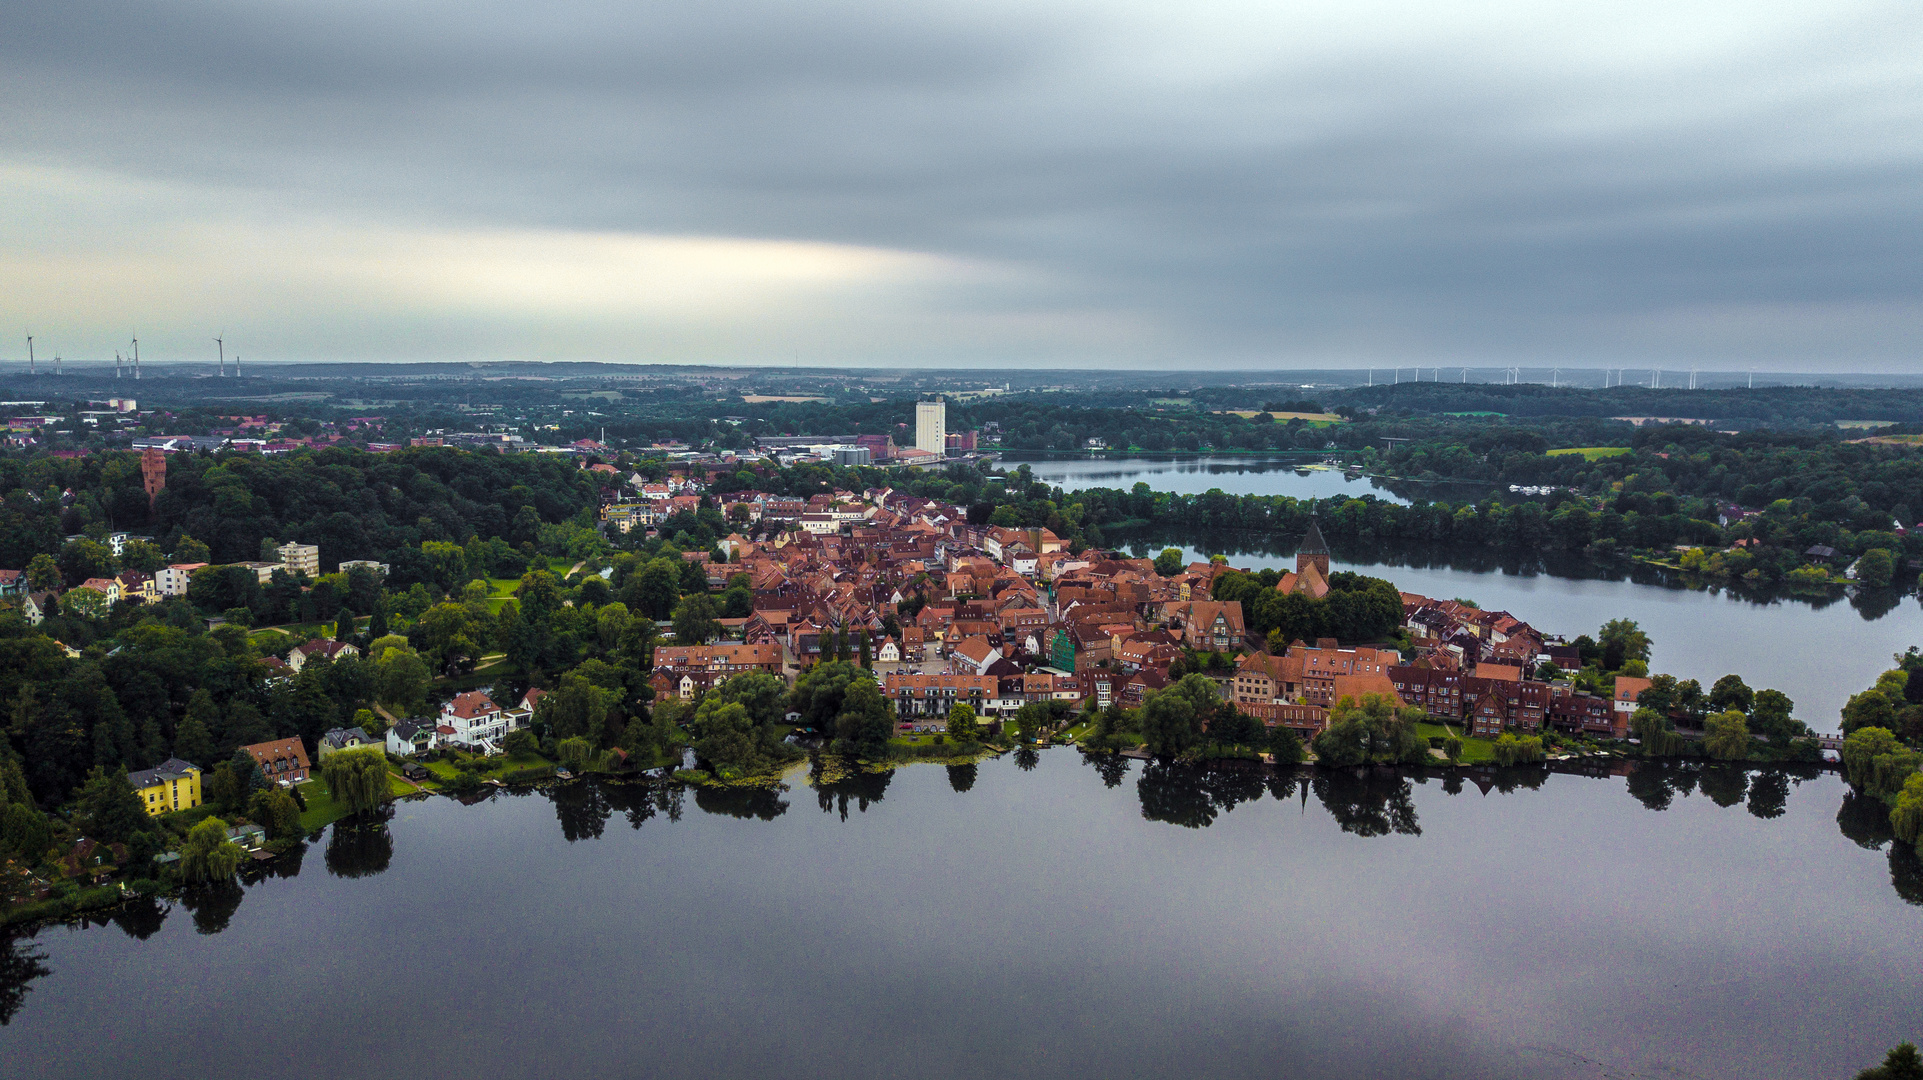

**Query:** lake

left=4, top=753, right=1919, bottom=1080
left=1004, top=453, right=1425, bottom=504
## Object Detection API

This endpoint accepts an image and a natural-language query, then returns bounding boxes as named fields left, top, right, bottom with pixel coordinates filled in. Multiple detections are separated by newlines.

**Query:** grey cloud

left=2, top=0, right=1921, bottom=367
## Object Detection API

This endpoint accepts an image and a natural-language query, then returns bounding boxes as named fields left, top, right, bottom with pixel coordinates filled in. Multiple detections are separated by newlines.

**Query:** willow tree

left=321, top=748, right=391, bottom=816
left=180, top=817, right=245, bottom=884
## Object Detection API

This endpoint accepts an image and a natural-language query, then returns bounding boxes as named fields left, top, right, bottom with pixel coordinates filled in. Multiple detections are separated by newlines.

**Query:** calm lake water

left=1005, top=453, right=1423, bottom=504
left=5, top=753, right=1920, bottom=1080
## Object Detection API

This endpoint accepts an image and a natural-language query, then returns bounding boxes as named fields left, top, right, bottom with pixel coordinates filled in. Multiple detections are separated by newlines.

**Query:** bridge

left=1814, top=733, right=1844, bottom=752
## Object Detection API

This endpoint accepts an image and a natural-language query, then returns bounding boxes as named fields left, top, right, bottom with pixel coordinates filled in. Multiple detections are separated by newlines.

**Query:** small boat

left=554, top=768, right=574, bottom=781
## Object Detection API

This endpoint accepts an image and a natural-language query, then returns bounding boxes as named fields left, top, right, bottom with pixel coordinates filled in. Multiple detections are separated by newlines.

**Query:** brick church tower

left=1295, top=515, right=1330, bottom=579
left=141, top=448, right=167, bottom=507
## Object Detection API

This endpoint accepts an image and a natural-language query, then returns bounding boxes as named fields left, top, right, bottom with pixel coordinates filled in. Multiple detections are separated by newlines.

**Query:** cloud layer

left=2, top=0, right=1919, bottom=369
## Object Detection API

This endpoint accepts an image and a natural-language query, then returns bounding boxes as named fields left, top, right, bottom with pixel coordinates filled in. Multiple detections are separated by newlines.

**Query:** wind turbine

left=1551, top=368, right=1560, bottom=388
left=115, top=351, right=123, bottom=379
left=215, top=335, right=225, bottom=377
left=132, top=336, right=140, bottom=380
left=26, top=336, right=33, bottom=376
left=1748, top=368, right=1755, bottom=389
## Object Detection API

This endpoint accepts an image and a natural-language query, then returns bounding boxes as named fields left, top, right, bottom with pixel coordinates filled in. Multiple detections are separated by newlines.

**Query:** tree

left=1492, top=734, right=1544, bottom=766
left=832, top=677, right=895, bottom=759
left=791, top=660, right=861, bottom=730
left=172, top=535, right=211, bottom=563
left=1855, top=548, right=1897, bottom=588
left=1270, top=724, right=1305, bottom=765
left=1891, top=774, right=1923, bottom=853
left=320, top=748, right=390, bottom=817
left=536, top=673, right=619, bottom=747
left=1598, top=619, right=1651, bottom=671
left=179, top=817, right=245, bottom=884
left=1140, top=675, right=1223, bottom=757
left=1312, top=693, right=1429, bottom=767
left=334, top=609, right=356, bottom=643
left=945, top=702, right=979, bottom=744
left=670, top=592, right=721, bottom=646
left=247, top=787, right=303, bottom=839
left=1841, top=727, right=1903, bottom=792
left=1843, top=688, right=1899, bottom=735
left=25, top=553, right=60, bottom=592
left=72, top=766, right=150, bottom=843
left=1153, top=548, right=1184, bottom=577
left=373, top=645, right=432, bottom=716
left=174, top=690, right=220, bottom=766
left=710, top=671, right=788, bottom=727
left=1630, top=706, right=1684, bottom=757
left=1749, top=688, right=1799, bottom=741
left=1855, top=1043, right=1923, bottom=1080
left=120, top=539, right=166, bottom=573
left=1704, top=710, right=1751, bottom=760
left=1707, top=674, right=1752, bottom=715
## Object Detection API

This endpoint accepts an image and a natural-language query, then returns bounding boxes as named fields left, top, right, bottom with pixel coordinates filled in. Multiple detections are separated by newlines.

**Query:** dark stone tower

left=1295, top=515, right=1330, bottom=579
left=141, top=448, right=167, bottom=508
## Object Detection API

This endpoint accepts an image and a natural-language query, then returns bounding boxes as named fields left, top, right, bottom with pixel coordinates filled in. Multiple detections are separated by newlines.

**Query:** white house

left=386, top=718, right=441, bottom=756
left=440, top=690, right=524, bottom=750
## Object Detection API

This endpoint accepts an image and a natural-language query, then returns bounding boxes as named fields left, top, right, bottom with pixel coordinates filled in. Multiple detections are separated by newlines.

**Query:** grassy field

left=1547, top=446, right=1633, bottom=460
left=1414, top=721, right=1497, bottom=763
left=1218, top=410, right=1346, bottom=425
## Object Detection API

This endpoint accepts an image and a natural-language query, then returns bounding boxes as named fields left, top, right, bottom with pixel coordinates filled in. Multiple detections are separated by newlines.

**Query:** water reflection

left=553, top=783, right=613, bottom=842
left=107, top=897, right=169, bottom=941
left=325, top=814, right=395, bottom=877
left=946, top=763, right=977, bottom=793
left=694, top=785, right=790, bottom=821
left=1746, top=771, right=1791, bottom=820
left=1699, top=766, right=1750, bottom=808
left=813, top=761, right=893, bottom=820
left=0, top=934, right=52, bottom=1026
left=180, top=885, right=244, bottom=935
left=1313, top=769, right=1422, bottom=837
left=603, top=779, right=684, bottom=829
left=1083, top=753, right=1131, bottom=788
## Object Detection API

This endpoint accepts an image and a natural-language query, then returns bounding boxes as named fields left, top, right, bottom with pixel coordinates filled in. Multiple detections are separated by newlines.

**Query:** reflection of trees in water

left=947, top=763, right=977, bottom=793
left=181, top=885, right=244, bottom=935
left=1699, top=766, right=1750, bottom=808
left=694, top=785, right=789, bottom=820
left=1745, top=771, right=1791, bottom=819
left=1836, top=790, right=1893, bottom=850
left=1014, top=748, right=1039, bottom=771
left=1136, top=762, right=1273, bottom=829
left=109, top=896, right=169, bottom=940
left=1628, top=761, right=1693, bottom=811
left=1891, top=845, right=1923, bottom=906
left=248, top=841, right=307, bottom=881
left=1312, top=769, right=1421, bottom=837
left=1835, top=789, right=1923, bottom=906
left=325, top=813, right=395, bottom=878
left=814, top=764, right=892, bottom=821
left=602, top=779, right=683, bottom=829
left=552, top=782, right=612, bottom=842
left=1084, top=754, right=1130, bottom=788
left=0, top=934, right=52, bottom=1026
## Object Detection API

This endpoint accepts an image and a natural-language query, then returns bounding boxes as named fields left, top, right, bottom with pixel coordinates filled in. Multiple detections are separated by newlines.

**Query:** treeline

left=0, top=446, right=600, bottom=575
left=1331, top=382, right=1923, bottom=425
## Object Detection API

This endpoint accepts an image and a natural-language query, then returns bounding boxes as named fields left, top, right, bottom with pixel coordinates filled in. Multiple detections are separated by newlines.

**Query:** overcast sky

left=2, top=1, right=1919, bottom=371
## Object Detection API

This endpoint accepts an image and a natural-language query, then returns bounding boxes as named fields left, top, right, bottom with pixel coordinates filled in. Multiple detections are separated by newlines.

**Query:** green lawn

left=296, top=779, right=346, bottom=831
left=1547, top=446, right=1632, bottom=460
left=1414, top=721, right=1497, bottom=763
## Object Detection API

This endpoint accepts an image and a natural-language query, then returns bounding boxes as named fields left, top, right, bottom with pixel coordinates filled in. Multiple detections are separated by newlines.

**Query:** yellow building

left=127, top=758, right=202, bottom=816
